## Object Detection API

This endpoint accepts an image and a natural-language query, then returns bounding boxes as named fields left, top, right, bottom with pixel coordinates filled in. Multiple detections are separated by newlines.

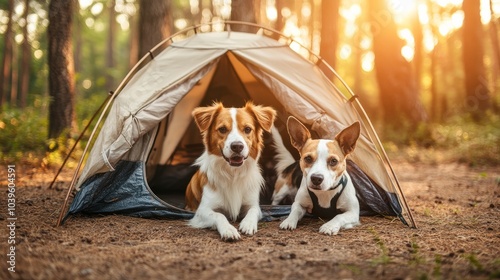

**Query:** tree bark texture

left=462, top=0, right=491, bottom=117
left=0, top=0, right=14, bottom=109
left=10, top=34, right=18, bottom=106
left=320, top=0, right=340, bottom=77
left=368, top=0, right=427, bottom=125
left=128, top=11, right=139, bottom=68
left=20, top=0, right=31, bottom=108
left=138, top=0, right=172, bottom=59
left=411, top=4, right=423, bottom=92
left=107, top=0, right=116, bottom=91
left=48, top=0, right=76, bottom=139
left=489, top=0, right=500, bottom=80
left=230, top=0, right=258, bottom=32
left=275, top=0, right=285, bottom=31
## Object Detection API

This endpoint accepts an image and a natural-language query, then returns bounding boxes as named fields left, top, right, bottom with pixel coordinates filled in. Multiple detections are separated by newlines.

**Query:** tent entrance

left=145, top=52, right=283, bottom=209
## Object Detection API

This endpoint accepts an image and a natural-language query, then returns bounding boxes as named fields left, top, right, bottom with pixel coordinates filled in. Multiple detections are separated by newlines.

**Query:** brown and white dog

left=273, top=116, right=361, bottom=235
left=185, top=102, right=276, bottom=241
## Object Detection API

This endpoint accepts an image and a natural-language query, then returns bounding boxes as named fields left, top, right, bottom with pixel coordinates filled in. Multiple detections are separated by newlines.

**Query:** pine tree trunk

left=106, top=0, right=116, bottom=91
left=230, top=0, right=258, bottom=32
left=430, top=45, right=440, bottom=121
left=10, top=36, right=18, bottom=106
left=48, top=0, right=76, bottom=139
left=411, top=4, right=423, bottom=92
left=138, top=0, right=173, bottom=59
left=369, top=0, right=427, bottom=125
left=73, top=0, right=82, bottom=75
left=0, top=0, right=14, bottom=109
left=254, top=0, right=261, bottom=24
left=128, top=10, right=138, bottom=68
left=462, top=0, right=491, bottom=118
left=275, top=0, right=284, bottom=32
left=20, top=0, right=31, bottom=108
left=353, top=14, right=363, bottom=97
left=320, top=0, right=340, bottom=77
left=489, top=0, right=500, bottom=109
left=271, top=0, right=285, bottom=40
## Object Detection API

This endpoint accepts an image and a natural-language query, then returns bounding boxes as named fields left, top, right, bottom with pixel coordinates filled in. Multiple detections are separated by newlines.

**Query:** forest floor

left=1, top=159, right=499, bottom=280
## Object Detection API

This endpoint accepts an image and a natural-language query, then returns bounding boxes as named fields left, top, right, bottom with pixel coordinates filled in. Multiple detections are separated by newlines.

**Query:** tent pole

left=351, top=98, right=418, bottom=228
left=319, top=59, right=418, bottom=229
left=55, top=92, right=116, bottom=227
left=48, top=93, right=112, bottom=189
left=55, top=44, right=161, bottom=227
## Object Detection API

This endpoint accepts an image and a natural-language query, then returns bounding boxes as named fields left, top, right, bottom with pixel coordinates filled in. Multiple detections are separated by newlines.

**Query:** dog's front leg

left=239, top=205, right=261, bottom=235
left=279, top=201, right=307, bottom=230
left=189, top=208, right=241, bottom=241
left=319, top=210, right=360, bottom=235
left=213, top=212, right=242, bottom=241
left=280, top=186, right=310, bottom=230
left=320, top=184, right=360, bottom=235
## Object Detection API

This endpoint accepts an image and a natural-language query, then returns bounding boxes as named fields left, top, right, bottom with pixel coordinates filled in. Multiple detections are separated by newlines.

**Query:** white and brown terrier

left=185, top=102, right=276, bottom=241
left=273, top=116, right=361, bottom=235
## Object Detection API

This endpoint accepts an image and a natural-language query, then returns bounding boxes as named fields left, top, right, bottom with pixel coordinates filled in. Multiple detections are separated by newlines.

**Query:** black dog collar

left=328, top=174, right=348, bottom=191
left=307, top=174, right=348, bottom=220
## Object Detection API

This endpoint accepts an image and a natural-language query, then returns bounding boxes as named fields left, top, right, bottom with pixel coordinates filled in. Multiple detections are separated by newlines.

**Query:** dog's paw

left=239, top=220, right=258, bottom=236
left=319, top=223, right=340, bottom=235
left=219, top=224, right=241, bottom=241
left=279, top=218, right=297, bottom=231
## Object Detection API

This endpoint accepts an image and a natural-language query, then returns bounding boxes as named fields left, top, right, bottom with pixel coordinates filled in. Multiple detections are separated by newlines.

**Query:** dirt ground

left=1, top=160, right=499, bottom=280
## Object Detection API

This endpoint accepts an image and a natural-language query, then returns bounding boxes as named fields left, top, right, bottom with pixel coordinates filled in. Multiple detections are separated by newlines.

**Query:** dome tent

left=57, top=22, right=416, bottom=228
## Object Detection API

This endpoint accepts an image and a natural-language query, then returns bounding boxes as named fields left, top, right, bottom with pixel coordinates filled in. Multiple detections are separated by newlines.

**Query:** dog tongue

left=229, top=156, right=244, bottom=166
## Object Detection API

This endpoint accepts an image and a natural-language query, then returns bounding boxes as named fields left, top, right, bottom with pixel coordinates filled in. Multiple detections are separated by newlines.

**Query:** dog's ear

left=287, top=116, right=311, bottom=152
left=335, top=122, right=360, bottom=156
left=192, top=103, right=223, bottom=132
left=245, top=102, right=277, bottom=132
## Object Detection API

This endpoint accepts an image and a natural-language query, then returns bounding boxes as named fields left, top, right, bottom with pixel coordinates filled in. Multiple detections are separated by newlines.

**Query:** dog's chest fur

left=196, top=152, right=264, bottom=221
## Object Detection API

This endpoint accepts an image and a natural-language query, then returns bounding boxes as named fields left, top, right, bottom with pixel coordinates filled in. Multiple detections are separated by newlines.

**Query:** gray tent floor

left=156, top=193, right=186, bottom=209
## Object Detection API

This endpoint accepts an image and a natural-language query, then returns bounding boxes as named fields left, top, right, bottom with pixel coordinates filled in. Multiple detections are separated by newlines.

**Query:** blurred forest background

left=0, top=0, right=499, bottom=167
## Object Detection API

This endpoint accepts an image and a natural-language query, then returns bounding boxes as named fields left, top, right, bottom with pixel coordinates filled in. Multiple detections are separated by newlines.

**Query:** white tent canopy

left=59, top=23, right=415, bottom=228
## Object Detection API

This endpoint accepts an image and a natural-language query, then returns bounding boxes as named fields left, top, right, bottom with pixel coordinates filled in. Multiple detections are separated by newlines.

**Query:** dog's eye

left=218, top=126, right=227, bottom=134
left=303, top=155, right=313, bottom=164
left=329, top=158, right=338, bottom=166
left=244, top=126, right=252, bottom=134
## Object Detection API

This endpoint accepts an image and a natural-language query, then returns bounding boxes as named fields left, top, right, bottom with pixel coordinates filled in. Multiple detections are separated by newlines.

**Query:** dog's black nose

left=311, top=174, right=324, bottom=186
left=230, top=141, right=244, bottom=153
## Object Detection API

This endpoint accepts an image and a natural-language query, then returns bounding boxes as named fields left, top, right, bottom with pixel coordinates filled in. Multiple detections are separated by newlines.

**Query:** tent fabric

left=66, top=29, right=414, bottom=227
left=67, top=160, right=292, bottom=221
left=67, top=160, right=404, bottom=222
left=78, top=60, right=219, bottom=186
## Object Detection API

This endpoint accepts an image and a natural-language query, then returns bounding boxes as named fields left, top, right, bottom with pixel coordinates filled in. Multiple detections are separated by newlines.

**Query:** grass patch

left=0, top=103, right=48, bottom=164
left=383, top=113, right=500, bottom=166
left=0, top=94, right=105, bottom=167
left=465, top=253, right=484, bottom=273
left=369, top=228, right=391, bottom=265
left=408, top=239, right=424, bottom=265
left=432, top=254, right=442, bottom=279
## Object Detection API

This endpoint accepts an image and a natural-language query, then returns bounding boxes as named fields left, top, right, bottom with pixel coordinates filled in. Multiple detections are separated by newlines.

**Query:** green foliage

left=369, top=228, right=391, bottom=265
left=408, top=239, right=424, bottom=265
left=0, top=98, right=48, bottom=163
left=0, top=0, right=9, bottom=10
left=76, top=92, right=108, bottom=126
left=433, top=254, right=442, bottom=278
left=0, top=93, right=106, bottom=166
left=383, top=113, right=500, bottom=166
left=465, top=253, right=484, bottom=273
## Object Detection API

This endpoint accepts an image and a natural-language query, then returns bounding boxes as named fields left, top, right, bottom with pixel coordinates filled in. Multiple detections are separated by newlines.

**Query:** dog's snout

left=311, top=174, right=324, bottom=186
left=230, top=141, right=244, bottom=153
